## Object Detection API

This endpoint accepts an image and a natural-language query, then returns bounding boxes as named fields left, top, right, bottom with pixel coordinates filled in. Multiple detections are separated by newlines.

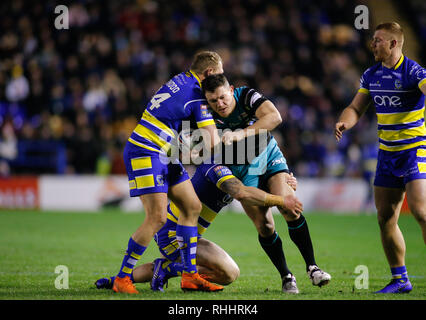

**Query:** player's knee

left=187, top=200, right=202, bottom=217
left=177, top=199, right=202, bottom=220
left=147, top=211, right=167, bottom=229
left=281, top=210, right=300, bottom=221
left=412, top=209, right=426, bottom=226
left=256, top=220, right=275, bottom=237
left=221, top=265, right=240, bottom=285
left=377, top=211, right=396, bottom=230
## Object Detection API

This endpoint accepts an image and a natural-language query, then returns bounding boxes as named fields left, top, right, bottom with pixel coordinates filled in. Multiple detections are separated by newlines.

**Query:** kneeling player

left=95, top=162, right=302, bottom=291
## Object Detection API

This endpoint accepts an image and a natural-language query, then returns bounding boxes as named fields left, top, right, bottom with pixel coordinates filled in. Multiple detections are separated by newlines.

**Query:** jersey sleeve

left=409, top=63, right=426, bottom=89
left=205, top=164, right=236, bottom=189
left=239, top=87, right=268, bottom=115
left=192, top=101, right=216, bottom=129
left=358, top=69, right=370, bottom=94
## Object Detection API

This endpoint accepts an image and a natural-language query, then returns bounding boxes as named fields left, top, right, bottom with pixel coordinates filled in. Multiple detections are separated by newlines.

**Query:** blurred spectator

left=5, top=65, right=29, bottom=103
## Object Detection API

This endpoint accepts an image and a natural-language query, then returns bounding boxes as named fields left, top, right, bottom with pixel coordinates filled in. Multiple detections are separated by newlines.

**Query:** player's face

left=371, top=30, right=393, bottom=62
left=205, top=85, right=235, bottom=118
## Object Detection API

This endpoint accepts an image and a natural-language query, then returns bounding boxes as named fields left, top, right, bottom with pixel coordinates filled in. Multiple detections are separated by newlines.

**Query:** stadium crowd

left=0, top=0, right=423, bottom=178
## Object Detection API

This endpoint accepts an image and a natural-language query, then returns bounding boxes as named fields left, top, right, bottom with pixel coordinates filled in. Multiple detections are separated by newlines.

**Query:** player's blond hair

left=375, top=22, right=404, bottom=47
left=190, top=51, right=222, bottom=74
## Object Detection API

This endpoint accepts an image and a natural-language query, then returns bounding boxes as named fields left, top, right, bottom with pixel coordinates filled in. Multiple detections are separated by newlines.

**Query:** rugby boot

left=375, top=278, right=412, bottom=294
left=112, top=275, right=139, bottom=294
left=181, top=272, right=224, bottom=292
left=307, top=265, right=331, bottom=287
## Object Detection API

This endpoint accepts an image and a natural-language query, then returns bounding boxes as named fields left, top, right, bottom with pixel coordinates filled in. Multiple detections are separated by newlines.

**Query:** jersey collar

left=393, top=54, right=404, bottom=70
left=189, top=70, right=202, bottom=87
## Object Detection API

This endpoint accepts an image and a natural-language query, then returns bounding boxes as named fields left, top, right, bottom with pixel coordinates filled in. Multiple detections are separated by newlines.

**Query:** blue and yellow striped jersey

left=128, top=70, right=216, bottom=154
left=358, top=55, right=426, bottom=151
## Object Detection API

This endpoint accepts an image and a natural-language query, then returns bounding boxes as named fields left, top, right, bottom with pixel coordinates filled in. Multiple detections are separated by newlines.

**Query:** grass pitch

left=0, top=209, right=424, bottom=301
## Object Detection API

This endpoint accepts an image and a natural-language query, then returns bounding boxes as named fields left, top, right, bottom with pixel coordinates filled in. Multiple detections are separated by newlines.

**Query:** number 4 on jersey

left=149, top=93, right=171, bottom=110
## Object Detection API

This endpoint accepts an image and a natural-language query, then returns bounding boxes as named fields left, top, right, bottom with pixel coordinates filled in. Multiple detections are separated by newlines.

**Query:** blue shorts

left=123, top=141, right=189, bottom=197
left=374, top=146, right=426, bottom=188
left=229, top=137, right=289, bottom=188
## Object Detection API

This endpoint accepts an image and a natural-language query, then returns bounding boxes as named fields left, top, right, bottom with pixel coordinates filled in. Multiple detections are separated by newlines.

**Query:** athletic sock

left=176, top=225, right=198, bottom=274
left=117, top=237, right=146, bottom=278
left=391, top=266, right=409, bottom=281
left=258, top=231, right=292, bottom=278
left=287, top=214, right=316, bottom=270
left=163, top=260, right=185, bottom=277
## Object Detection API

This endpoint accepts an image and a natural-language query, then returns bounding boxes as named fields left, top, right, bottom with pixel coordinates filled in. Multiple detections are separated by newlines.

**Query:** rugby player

left=113, top=51, right=224, bottom=294
left=95, top=162, right=302, bottom=291
left=335, top=22, right=426, bottom=293
left=201, top=73, right=331, bottom=293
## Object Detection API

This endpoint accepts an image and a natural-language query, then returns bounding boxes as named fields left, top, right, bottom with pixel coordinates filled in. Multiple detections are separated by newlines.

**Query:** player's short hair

left=201, top=73, right=229, bottom=94
left=375, top=22, right=404, bottom=45
left=190, top=51, right=222, bottom=74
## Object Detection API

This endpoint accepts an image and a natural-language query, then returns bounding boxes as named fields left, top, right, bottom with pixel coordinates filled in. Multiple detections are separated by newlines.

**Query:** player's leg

left=195, top=238, right=240, bottom=285
left=266, top=172, right=330, bottom=286
left=113, top=145, right=170, bottom=294
left=405, top=179, right=426, bottom=243
left=241, top=203, right=298, bottom=293
left=232, top=157, right=298, bottom=293
left=101, top=238, right=239, bottom=289
left=113, top=192, right=168, bottom=294
left=168, top=179, right=223, bottom=292
left=374, top=186, right=412, bottom=293
left=150, top=238, right=239, bottom=291
left=133, top=193, right=168, bottom=245
left=374, top=186, right=406, bottom=268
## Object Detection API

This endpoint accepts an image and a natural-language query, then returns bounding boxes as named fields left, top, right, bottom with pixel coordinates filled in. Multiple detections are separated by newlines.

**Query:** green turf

left=0, top=209, right=424, bottom=300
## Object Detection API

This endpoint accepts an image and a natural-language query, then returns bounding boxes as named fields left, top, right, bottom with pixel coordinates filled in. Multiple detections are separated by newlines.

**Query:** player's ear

left=390, top=39, right=397, bottom=49
left=204, top=68, right=213, bottom=78
left=230, top=85, right=234, bottom=93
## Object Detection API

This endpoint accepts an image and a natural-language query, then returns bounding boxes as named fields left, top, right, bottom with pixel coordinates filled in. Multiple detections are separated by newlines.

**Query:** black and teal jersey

left=213, top=87, right=268, bottom=130
left=128, top=70, right=215, bottom=155
left=358, top=55, right=426, bottom=151
left=212, top=86, right=271, bottom=165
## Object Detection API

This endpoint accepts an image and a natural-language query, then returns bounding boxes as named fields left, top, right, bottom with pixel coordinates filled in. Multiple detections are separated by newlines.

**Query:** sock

left=117, top=237, right=146, bottom=278
left=391, top=266, right=408, bottom=281
left=163, top=260, right=185, bottom=277
left=258, top=231, right=292, bottom=278
left=287, top=214, right=316, bottom=270
left=176, top=225, right=198, bottom=274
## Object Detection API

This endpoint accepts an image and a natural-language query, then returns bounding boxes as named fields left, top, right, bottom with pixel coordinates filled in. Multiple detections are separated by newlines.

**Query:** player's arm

left=222, top=100, right=282, bottom=145
left=246, top=100, right=282, bottom=134
left=219, top=177, right=303, bottom=215
left=334, top=91, right=371, bottom=142
left=419, top=82, right=426, bottom=96
left=199, top=123, right=221, bottom=152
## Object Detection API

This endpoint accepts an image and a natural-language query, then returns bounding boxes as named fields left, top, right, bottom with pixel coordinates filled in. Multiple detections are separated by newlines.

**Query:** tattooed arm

left=219, top=177, right=303, bottom=214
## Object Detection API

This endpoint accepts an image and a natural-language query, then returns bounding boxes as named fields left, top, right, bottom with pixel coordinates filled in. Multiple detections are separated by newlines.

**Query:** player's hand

left=286, top=173, right=297, bottom=191
left=222, top=130, right=245, bottom=146
left=280, top=194, right=303, bottom=215
left=334, top=122, right=347, bottom=142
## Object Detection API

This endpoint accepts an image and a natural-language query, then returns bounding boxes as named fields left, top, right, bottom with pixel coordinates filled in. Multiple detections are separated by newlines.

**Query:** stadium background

left=0, top=0, right=425, bottom=302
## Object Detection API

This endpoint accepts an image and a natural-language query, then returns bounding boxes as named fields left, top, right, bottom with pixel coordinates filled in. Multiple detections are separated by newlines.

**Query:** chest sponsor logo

left=373, top=95, right=401, bottom=107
